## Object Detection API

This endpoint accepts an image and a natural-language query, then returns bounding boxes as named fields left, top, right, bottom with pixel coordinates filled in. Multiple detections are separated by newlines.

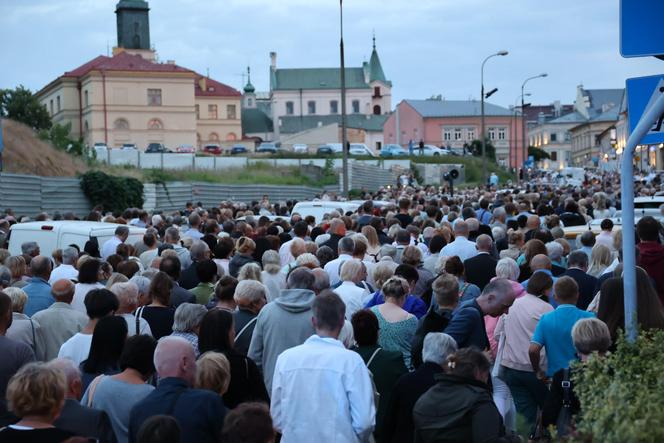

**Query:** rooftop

left=63, top=52, right=191, bottom=78
left=273, top=68, right=370, bottom=90
left=194, top=73, right=241, bottom=97
left=404, top=99, right=513, bottom=117
left=279, top=114, right=388, bottom=134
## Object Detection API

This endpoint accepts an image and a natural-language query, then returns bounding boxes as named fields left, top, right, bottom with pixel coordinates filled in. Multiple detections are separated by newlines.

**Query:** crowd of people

left=0, top=170, right=663, bottom=442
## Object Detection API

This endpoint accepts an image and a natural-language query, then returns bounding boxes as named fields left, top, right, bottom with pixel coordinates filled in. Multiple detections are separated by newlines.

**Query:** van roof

left=9, top=221, right=146, bottom=236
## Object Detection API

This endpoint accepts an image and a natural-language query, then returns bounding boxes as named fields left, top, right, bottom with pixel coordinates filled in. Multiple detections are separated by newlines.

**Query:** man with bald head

left=524, top=215, right=542, bottom=241
left=321, top=218, right=347, bottom=257
left=440, top=220, right=478, bottom=262
left=22, top=255, right=54, bottom=316
left=32, top=279, right=88, bottom=361
left=129, top=336, right=225, bottom=443
left=520, top=254, right=559, bottom=305
left=463, top=234, right=498, bottom=291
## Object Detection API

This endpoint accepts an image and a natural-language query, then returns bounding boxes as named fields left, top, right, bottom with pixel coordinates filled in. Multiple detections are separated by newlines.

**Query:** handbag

left=556, top=368, right=574, bottom=437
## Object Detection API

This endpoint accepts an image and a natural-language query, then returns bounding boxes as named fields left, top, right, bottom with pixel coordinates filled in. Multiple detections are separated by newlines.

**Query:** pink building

left=384, top=99, right=525, bottom=168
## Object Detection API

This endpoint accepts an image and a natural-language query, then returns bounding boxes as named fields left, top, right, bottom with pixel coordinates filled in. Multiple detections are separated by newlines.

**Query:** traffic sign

left=626, top=74, right=664, bottom=145
left=620, top=0, right=664, bottom=58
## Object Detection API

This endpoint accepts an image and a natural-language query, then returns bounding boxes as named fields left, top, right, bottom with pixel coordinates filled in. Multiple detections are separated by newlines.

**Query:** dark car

left=230, top=144, right=248, bottom=155
left=145, top=143, right=170, bottom=153
left=256, top=142, right=282, bottom=154
left=203, top=144, right=222, bottom=155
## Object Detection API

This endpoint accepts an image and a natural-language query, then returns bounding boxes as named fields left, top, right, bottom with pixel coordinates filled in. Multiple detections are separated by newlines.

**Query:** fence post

left=137, top=151, right=141, bottom=168
left=160, top=152, right=164, bottom=169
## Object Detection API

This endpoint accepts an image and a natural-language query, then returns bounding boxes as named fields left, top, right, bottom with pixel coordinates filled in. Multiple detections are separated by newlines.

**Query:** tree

left=38, top=122, right=86, bottom=157
left=528, top=146, right=550, bottom=161
left=0, top=85, right=52, bottom=130
left=465, top=139, right=496, bottom=161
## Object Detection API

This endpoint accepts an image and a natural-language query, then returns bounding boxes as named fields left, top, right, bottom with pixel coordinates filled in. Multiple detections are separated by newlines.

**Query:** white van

left=8, top=221, right=147, bottom=257
left=291, top=201, right=360, bottom=223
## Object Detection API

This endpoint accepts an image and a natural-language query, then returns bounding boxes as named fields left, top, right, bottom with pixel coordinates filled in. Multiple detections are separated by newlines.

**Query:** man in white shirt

left=49, top=247, right=79, bottom=284
left=324, top=236, right=355, bottom=286
left=164, top=226, right=192, bottom=270
left=58, top=287, right=118, bottom=365
left=440, top=220, right=478, bottom=262
left=100, top=226, right=129, bottom=260
left=271, top=290, right=375, bottom=443
left=279, top=221, right=309, bottom=266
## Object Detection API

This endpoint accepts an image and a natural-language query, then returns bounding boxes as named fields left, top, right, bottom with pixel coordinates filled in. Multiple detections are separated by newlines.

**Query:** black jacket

left=383, top=362, right=443, bottom=443
left=464, top=253, right=498, bottom=291
left=178, top=261, right=200, bottom=290
left=563, top=268, right=598, bottom=310
left=170, top=282, right=196, bottom=308
left=321, top=234, right=344, bottom=257
left=219, top=349, right=269, bottom=409
left=228, top=254, right=256, bottom=278
left=411, top=307, right=453, bottom=369
left=54, top=398, right=117, bottom=443
left=413, top=374, right=508, bottom=443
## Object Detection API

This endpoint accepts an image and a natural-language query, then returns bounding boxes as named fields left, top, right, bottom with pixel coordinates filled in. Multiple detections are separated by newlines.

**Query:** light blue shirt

left=23, top=277, right=54, bottom=317
left=440, top=236, right=478, bottom=262
left=531, top=304, right=595, bottom=376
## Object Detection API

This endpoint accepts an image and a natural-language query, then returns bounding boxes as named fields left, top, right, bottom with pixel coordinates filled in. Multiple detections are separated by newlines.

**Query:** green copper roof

left=244, top=67, right=255, bottom=93
left=369, top=48, right=386, bottom=83
left=273, top=68, right=370, bottom=90
left=279, top=114, right=388, bottom=134
left=116, top=0, right=149, bottom=10
left=242, top=108, right=273, bottom=134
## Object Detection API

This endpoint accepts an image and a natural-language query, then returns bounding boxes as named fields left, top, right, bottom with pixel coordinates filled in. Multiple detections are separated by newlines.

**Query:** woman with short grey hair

left=233, top=280, right=268, bottom=356
left=5, top=287, right=40, bottom=352
left=261, top=250, right=285, bottom=303
left=421, top=332, right=458, bottom=366
left=111, top=282, right=153, bottom=337
left=495, top=258, right=520, bottom=282
left=237, top=262, right=262, bottom=282
left=130, top=275, right=152, bottom=307
left=170, top=303, right=208, bottom=357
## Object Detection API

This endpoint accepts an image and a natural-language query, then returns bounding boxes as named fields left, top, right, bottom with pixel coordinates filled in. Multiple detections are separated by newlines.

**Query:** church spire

left=243, top=66, right=255, bottom=94
left=369, top=32, right=387, bottom=83
left=372, top=30, right=376, bottom=50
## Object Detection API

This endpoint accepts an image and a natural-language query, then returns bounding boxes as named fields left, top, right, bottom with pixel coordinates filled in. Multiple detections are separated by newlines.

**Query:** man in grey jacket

left=248, top=267, right=316, bottom=393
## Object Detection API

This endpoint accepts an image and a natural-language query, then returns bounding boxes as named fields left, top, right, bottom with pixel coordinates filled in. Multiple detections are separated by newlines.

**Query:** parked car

left=317, top=143, right=343, bottom=156
left=411, top=144, right=446, bottom=156
left=176, top=144, right=195, bottom=153
left=230, top=144, right=248, bottom=155
left=292, top=143, right=309, bottom=153
left=93, top=143, right=108, bottom=160
left=203, top=144, right=222, bottom=155
left=349, top=143, right=377, bottom=157
left=291, top=201, right=361, bottom=224
left=256, top=142, right=282, bottom=154
left=145, top=143, right=170, bottom=153
left=121, top=143, right=137, bottom=150
left=380, top=144, right=408, bottom=157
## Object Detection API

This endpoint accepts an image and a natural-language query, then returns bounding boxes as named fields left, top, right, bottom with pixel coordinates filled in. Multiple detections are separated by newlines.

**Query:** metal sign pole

left=621, top=91, right=664, bottom=342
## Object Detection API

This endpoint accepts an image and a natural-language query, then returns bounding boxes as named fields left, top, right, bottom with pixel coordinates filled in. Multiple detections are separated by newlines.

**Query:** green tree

left=528, top=146, right=550, bottom=161
left=39, top=122, right=85, bottom=156
left=465, top=139, right=496, bottom=161
left=0, top=85, right=52, bottom=130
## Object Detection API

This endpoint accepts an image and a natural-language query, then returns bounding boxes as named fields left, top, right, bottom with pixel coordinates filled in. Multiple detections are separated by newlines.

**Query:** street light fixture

left=512, top=93, right=530, bottom=181
left=339, top=0, right=349, bottom=197
left=520, top=73, right=548, bottom=182
left=481, top=50, right=508, bottom=187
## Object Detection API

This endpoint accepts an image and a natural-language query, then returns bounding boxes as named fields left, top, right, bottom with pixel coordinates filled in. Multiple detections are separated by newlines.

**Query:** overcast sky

left=1, top=0, right=662, bottom=108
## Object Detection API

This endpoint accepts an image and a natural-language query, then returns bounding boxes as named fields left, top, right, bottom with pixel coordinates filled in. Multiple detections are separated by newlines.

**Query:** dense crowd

left=0, top=170, right=663, bottom=442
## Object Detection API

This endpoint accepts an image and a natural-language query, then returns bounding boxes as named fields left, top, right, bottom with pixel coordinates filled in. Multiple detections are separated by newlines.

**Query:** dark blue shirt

left=364, top=291, right=427, bottom=319
left=443, top=299, right=489, bottom=350
left=128, top=377, right=225, bottom=443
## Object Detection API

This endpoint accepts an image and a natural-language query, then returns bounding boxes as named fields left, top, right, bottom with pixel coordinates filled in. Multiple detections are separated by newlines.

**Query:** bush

left=571, top=329, right=664, bottom=442
left=80, top=171, right=144, bottom=213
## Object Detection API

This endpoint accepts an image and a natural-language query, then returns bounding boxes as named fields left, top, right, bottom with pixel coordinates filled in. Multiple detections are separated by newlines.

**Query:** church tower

left=243, top=67, right=257, bottom=109
left=114, top=0, right=155, bottom=60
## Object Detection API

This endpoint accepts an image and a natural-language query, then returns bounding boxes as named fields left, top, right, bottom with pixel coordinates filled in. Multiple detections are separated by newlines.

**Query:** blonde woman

left=5, top=287, right=40, bottom=352
left=361, top=225, right=381, bottom=257
left=195, top=351, right=232, bottom=397
left=587, top=244, right=612, bottom=278
left=228, top=237, right=256, bottom=278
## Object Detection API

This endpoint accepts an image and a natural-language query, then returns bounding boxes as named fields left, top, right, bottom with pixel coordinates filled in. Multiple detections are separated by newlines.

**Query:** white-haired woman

left=237, top=262, right=262, bottom=282
left=170, top=302, right=208, bottom=357
left=336, top=260, right=370, bottom=320
left=5, top=287, right=40, bottom=352
left=233, top=280, right=267, bottom=356
left=110, top=282, right=153, bottom=337
left=260, top=250, right=285, bottom=303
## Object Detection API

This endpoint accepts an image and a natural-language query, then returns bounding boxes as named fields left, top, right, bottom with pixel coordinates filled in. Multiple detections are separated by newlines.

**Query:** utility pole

left=339, top=0, right=349, bottom=197
left=480, top=50, right=508, bottom=187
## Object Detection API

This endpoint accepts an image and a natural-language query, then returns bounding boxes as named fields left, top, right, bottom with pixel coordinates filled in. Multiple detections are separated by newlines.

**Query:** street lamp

left=520, top=73, right=547, bottom=182
left=339, top=0, right=349, bottom=197
left=481, top=50, right=508, bottom=187
left=513, top=93, right=530, bottom=182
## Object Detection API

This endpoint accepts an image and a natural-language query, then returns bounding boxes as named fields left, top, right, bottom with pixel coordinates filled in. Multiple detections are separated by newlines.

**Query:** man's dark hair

left=637, top=216, right=661, bottom=242
left=117, top=260, right=140, bottom=279
left=398, top=199, right=410, bottom=210
left=286, top=267, right=315, bottom=291
left=600, top=218, right=614, bottom=231
left=214, top=237, right=235, bottom=259
left=214, top=276, right=238, bottom=302
left=517, top=214, right=528, bottom=229
left=395, top=264, right=419, bottom=284
left=526, top=271, right=553, bottom=298
left=84, top=288, right=119, bottom=319
left=395, top=229, right=410, bottom=245
left=115, top=226, right=129, bottom=237
left=315, top=246, right=335, bottom=268
left=195, top=260, right=218, bottom=283
left=143, top=233, right=157, bottom=248
left=350, top=309, right=379, bottom=346
left=461, top=207, right=476, bottom=220
left=159, top=256, right=182, bottom=280
left=580, top=231, right=596, bottom=247
left=554, top=276, right=579, bottom=303
left=312, top=290, right=345, bottom=332
left=567, top=250, right=589, bottom=269
left=428, top=235, right=447, bottom=255
left=362, top=200, right=374, bottom=214
left=137, top=415, right=181, bottom=443
left=0, top=292, right=11, bottom=330
left=198, top=308, right=234, bottom=353
left=221, top=402, right=274, bottom=443
left=78, top=258, right=101, bottom=284
left=293, top=221, right=308, bottom=238
left=120, top=334, right=157, bottom=377
left=157, top=243, right=174, bottom=256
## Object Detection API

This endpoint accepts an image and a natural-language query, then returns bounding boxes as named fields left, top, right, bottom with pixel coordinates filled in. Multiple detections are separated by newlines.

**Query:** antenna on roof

left=206, top=67, right=210, bottom=78
left=372, top=30, right=376, bottom=50
left=106, top=41, right=110, bottom=57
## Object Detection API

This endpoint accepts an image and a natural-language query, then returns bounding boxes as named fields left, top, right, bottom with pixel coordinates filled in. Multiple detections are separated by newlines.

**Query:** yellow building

left=35, top=0, right=241, bottom=150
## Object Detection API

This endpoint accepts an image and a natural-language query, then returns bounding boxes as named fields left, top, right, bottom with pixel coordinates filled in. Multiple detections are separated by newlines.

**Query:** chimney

left=553, top=100, right=561, bottom=117
left=199, top=77, right=207, bottom=92
left=270, top=52, right=277, bottom=70
left=166, top=60, right=175, bottom=65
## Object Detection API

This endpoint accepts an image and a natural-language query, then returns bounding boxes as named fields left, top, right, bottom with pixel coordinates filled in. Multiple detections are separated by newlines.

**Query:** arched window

left=148, top=118, right=164, bottom=130
left=114, top=118, right=129, bottom=130
left=373, top=105, right=381, bottom=115
left=209, top=132, right=220, bottom=142
left=226, top=132, right=237, bottom=141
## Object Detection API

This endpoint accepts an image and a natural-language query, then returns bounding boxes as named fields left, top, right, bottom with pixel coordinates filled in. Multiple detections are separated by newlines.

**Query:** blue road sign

left=626, top=74, right=664, bottom=145
left=620, top=0, right=664, bottom=58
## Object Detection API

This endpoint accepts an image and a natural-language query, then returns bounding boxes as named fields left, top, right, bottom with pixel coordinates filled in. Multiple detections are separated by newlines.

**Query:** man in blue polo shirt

left=528, top=276, right=595, bottom=380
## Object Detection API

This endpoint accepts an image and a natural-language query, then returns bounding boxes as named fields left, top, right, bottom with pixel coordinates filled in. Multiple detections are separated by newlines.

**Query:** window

left=551, top=151, right=558, bottom=161
left=488, top=127, right=496, bottom=140
left=373, top=86, right=381, bottom=97
left=209, top=132, right=219, bottom=142
left=307, top=101, right=316, bottom=115
left=56, top=96, right=61, bottom=112
left=147, top=89, right=162, bottom=106
left=195, top=104, right=200, bottom=119
left=248, top=98, right=253, bottom=107
left=84, top=90, right=89, bottom=107
left=565, top=132, right=571, bottom=142
left=467, top=128, right=475, bottom=140
left=286, top=101, right=294, bottom=115
left=454, top=128, right=462, bottom=140
left=443, top=129, right=451, bottom=141
left=498, top=128, right=506, bottom=140
left=373, top=105, right=381, bottom=115
left=330, top=100, right=338, bottom=114
left=550, top=132, right=557, bottom=142
left=208, top=104, right=218, bottom=119
left=227, top=104, right=236, bottom=120
left=226, top=132, right=237, bottom=141
left=49, top=100, right=53, bottom=115
left=352, top=100, right=360, bottom=114
left=148, top=119, right=163, bottom=130
left=114, top=118, right=129, bottom=130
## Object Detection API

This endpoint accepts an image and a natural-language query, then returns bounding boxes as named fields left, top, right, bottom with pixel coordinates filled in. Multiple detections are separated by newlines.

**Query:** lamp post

left=513, top=93, right=530, bottom=182
left=481, top=50, right=508, bottom=187
left=520, top=73, right=547, bottom=182
left=339, top=0, right=349, bottom=197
